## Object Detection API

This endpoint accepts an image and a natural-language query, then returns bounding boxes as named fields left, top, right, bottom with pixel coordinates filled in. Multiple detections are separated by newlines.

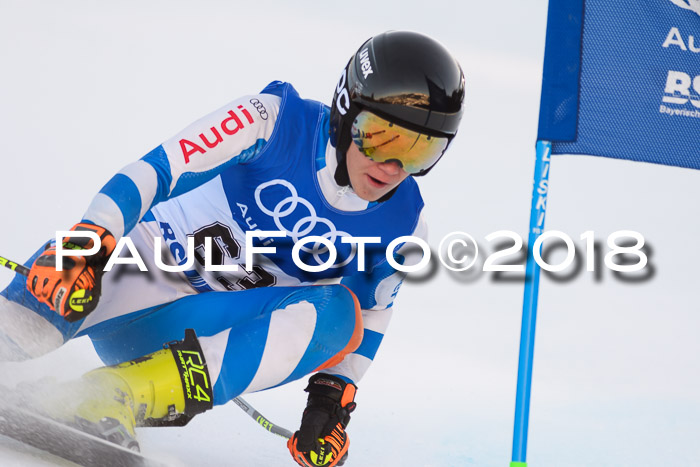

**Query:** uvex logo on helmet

left=358, top=47, right=373, bottom=78
left=179, top=105, right=255, bottom=164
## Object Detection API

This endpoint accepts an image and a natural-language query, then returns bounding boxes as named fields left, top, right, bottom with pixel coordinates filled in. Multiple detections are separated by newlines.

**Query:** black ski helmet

left=330, top=31, right=465, bottom=188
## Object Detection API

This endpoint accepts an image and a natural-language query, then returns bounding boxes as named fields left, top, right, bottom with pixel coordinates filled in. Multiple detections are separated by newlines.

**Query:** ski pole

left=0, top=255, right=30, bottom=276
left=232, top=397, right=293, bottom=439
left=1, top=253, right=294, bottom=440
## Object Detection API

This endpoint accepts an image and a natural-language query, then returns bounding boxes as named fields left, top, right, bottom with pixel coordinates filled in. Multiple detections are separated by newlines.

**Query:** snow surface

left=1, top=0, right=699, bottom=466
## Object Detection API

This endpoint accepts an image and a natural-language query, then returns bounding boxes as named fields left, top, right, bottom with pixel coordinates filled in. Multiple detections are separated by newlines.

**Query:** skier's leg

left=206, top=284, right=362, bottom=405
left=22, top=284, right=359, bottom=447
left=22, top=327, right=211, bottom=451
left=85, top=284, right=362, bottom=406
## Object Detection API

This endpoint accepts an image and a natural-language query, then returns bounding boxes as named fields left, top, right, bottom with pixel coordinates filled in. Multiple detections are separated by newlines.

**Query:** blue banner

left=538, top=0, right=700, bottom=169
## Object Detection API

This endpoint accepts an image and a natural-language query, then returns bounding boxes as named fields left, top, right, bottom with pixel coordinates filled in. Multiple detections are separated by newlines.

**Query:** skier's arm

left=27, top=92, right=280, bottom=316
left=323, top=211, right=429, bottom=384
left=82, top=92, right=280, bottom=239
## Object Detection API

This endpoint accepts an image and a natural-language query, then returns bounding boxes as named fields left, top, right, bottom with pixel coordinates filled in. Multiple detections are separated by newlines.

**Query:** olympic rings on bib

left=254, top=180, right=356, bottom=268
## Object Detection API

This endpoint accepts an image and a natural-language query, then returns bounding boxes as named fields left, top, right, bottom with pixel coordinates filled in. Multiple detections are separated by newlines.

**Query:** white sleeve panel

left=362, top=307, right=393, bottom=334
left=161, top=93, right=281, bottom=194
left=369, top=209, right=429, bottom=311
left=324, top=353, right=373, bottom=384
left=82, top=193, right=126, bottom=239
left=82, top=160, right=159, bottom=238
left=328, top=210, right=427, bottom=382
left=117, top=160, right=159, bottom=221
left=81, top=93, right=281, bottom=238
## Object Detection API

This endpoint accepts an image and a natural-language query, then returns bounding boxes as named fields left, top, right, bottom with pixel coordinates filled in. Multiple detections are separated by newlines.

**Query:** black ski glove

left=287, top=373, right=357, bottom=467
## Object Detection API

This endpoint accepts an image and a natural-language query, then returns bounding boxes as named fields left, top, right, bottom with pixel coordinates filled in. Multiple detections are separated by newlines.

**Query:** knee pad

left=313, top=284, right=363, bottom=371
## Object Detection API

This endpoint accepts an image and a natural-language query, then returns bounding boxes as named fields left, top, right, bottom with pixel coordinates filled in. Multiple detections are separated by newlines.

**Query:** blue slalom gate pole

left=510, top=140, right=552, bottom=467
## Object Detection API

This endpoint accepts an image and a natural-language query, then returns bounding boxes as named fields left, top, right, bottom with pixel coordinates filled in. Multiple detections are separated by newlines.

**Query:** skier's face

left=346, top=141, right=410, bottom=201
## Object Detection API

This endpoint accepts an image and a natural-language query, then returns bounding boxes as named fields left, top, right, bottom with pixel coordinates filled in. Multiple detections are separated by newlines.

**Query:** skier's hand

left=27, top=223, right=116, bottom=322
left=288, top=374, right=357, bottom=467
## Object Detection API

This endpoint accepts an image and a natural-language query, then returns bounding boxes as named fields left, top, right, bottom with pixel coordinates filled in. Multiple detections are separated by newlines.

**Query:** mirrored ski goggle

left=350, top=110, right=449, bottom=175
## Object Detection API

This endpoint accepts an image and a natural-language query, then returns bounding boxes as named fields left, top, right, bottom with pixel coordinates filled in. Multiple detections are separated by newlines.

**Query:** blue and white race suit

left=0, top=81, right=427, bottom=405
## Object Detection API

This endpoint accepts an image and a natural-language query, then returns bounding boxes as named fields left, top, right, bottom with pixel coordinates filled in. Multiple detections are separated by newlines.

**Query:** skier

left=0, top=30, right=465, bottom=466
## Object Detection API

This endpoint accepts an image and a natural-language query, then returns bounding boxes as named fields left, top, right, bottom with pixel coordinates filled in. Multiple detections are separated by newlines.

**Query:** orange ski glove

left=27, top=222, right=116, bottom=322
